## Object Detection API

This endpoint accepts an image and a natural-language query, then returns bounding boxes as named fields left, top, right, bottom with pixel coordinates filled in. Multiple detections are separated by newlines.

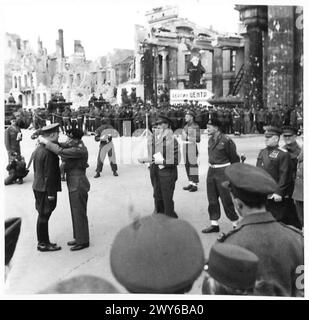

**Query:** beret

left=5, top=217, right=22, bottom=265
left=110, top=214, right=205, bottom=293
left=41, top=123, right=60, bottom=133
left=223, top=163, right=277, bottom=195
left=264, top=126, right=282, bottom=137
left=207, top=243, right=259, bottom=290
left=40, top=275, right=119, bottom=294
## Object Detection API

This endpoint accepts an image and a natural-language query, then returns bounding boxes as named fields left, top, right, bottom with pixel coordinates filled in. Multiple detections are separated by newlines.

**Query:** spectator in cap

left=110, top=214, right=205, bottom=293
left=5, top=116, right=23, bottom=163
left=202, top=118, right=240, bottom=234
left=39, top=275, right=119, bottom=294
left=280, top=126, right=302, bottom=228
left=256, top=126, right=295, bottom=227
left=182, top=110, right=201, bottom=192
left=138, top=115, right=180, bottom=218
left=38, top=128, right=90, bottom=251
left=32, top=123, right=62, bottom=252
left=216, top=163, right=303, bottom=297
left=5, top=217, right=21, bottom=280
left=292, top=146, right=303, bottom=230
left=202, top=243, right=288, bottom=296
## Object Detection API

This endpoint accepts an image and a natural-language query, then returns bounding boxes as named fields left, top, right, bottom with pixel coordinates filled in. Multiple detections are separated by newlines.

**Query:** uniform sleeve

left=45, top=141, right=87, bottom=159
left=276, top=152, right=293, bottom=196
left=227, top=139, right=240, bottom=163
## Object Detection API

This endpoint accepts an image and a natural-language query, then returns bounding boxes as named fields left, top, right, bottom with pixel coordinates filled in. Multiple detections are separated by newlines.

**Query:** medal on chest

left=269, top=150, right=279, bottom=159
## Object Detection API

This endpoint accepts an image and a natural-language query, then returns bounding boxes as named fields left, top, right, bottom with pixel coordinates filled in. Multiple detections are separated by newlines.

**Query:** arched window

left=37, top=93, right=41, bottom=106
left=43, top=93, right=47, bottom=104
left=24, top=74, right=28, bottom=87
left=14, top=76, right=17, bottom=88
left=18, top=76, right=22, bottom=89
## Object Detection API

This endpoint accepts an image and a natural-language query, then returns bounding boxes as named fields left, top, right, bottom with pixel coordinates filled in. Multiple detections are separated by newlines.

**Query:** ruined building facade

left=121, top=6, right=245, bottom=101
left=5, top=30, right=134, bottom=108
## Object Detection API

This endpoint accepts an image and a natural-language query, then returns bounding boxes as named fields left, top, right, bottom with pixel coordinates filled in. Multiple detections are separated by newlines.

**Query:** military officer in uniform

left=281, top=126, right=302, bottom=228
left=138, top=115, right=180, bottom=218
left=32, top=124, right=62, bottom=252
left=94, top=120, right=118, bottom=178
left=38, top=128, right=90, bottom=251
left=292, top=146, right=303, bottom=229
left=256, top=126, right=294, bottom=224
left=202, top=118, right=240, bottom=233
left=216, top=163, right=303, bottom=297
left=182, top=110, right=201, bottom=192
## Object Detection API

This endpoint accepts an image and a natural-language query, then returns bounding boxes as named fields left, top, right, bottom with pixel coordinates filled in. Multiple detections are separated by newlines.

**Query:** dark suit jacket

left=32, top=144, right=61, bottom=196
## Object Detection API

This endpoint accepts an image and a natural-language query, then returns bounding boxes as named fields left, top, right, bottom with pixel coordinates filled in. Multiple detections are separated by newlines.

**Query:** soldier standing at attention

left=216, top=163, right=303, bottom=297
left=138, top=115, right=180, bottom=219
left=256, top=126, right=294, bottom=225
left=38, top=128, right=90, bottom=251
left=280, top=126, right=302, bottom=229
left=32, top=124, right=62, bottom=252
left=182, top=110, right=200, bottom=192
left=94, top=120, right=118, bottom=178
left=202, top=118, right=240, bottom=234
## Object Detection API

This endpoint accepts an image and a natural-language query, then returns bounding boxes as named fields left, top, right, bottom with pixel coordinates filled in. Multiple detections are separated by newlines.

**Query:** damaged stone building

left=5, top=30, right=134, bottom=108
left=121, top=6, right=245, bottom=102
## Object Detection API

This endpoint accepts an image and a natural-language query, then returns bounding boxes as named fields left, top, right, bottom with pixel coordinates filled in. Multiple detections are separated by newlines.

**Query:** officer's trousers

left=183, top=144, right=199, bottom=184
left=96, top=142, right=118, bottom=173
left=150, top=164, right=178, bottom=218
left=69, top=187, right=89, bottom=244
left=33, top=191, right=57, bottom=244
left=206, top=167, right=238, bottom=222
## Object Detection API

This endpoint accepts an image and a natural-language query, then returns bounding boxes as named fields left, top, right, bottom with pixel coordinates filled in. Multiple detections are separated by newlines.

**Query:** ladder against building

left=228, top=64, right=244, bottom=96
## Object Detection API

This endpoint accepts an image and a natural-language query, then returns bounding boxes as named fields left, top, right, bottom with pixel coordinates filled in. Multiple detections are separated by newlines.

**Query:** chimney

left=58, top=29, right=64, bottom=58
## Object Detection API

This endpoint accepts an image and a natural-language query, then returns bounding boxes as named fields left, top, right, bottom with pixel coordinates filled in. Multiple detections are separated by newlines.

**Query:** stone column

left=135, top=53, right=142, bottom=82
left=243, top=27, right=264, bottom=109
left=212, top=47, right=223, bottom=97
left=235, top=5, right=267, bottom=109
left=161, top=51, right=168, bottom=84
left=267, top=6, right=297, bottom=108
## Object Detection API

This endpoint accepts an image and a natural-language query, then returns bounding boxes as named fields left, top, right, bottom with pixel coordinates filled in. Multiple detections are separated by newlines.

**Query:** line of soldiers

left=46, top=102, right=303, bottom=138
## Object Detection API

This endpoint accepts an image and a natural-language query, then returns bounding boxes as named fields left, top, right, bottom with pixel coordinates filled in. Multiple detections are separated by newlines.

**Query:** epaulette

left=216, top=225, right=244, bottom=243
left=278, top=147, right=288, bottom=153
left=278, top=222, right=303, bottom=236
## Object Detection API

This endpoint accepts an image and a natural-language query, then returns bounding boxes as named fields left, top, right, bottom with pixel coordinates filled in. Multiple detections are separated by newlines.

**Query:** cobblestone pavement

left=4, top=129, right=277, bottom=295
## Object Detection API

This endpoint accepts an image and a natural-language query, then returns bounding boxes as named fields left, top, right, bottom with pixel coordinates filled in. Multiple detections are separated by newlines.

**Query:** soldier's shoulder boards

left=278, top=147, right=288, bottom=153
left=279, top=222, right=303, bottom=236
